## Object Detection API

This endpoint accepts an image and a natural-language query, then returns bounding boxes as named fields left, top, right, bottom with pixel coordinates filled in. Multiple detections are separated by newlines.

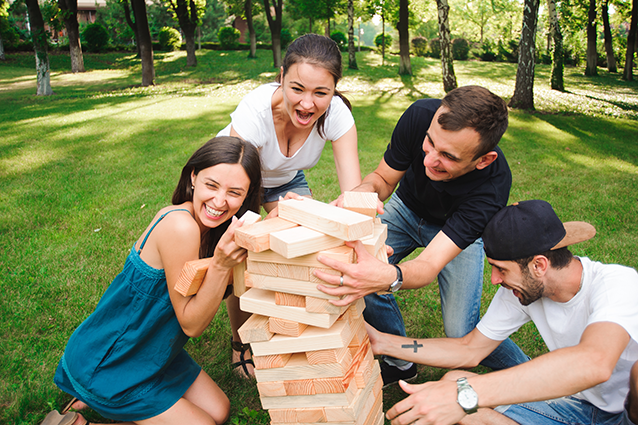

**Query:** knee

left=214, top=395, right=231, bottom=424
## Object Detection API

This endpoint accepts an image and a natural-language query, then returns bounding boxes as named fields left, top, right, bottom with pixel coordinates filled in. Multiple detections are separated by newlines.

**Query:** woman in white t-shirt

left=218, top=33, right=361, bottom=213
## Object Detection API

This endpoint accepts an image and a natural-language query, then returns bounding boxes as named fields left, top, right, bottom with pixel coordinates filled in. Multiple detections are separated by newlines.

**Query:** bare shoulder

left=154, top=204, right=198, bottom=238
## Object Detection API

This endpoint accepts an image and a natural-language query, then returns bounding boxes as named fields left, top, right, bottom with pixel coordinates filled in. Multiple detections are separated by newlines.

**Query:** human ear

left=475, top=151, right=498, bottom=170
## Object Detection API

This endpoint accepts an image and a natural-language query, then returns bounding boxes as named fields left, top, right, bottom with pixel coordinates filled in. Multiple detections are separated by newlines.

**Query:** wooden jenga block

left=313, top=377, right=348, bottom=394
left=295, top=408, right=326, bottom=423
left=360, top=223, right=387, bottom=256
left=376, top=244, right=389, bottom=264
left=354, top=351, right=375, bottom=389
left=309, top=267, right=340, bottom=283
left=278, top=264, right=311, bottom=280
left=248, top=273, right=339, bottom=300
left=284, top=379, right=316, bottom=396
left=237, top=314, right=273, bottom=344
left=324, top=361, right=381, bottom=422
left=252, top=353, right=292, bottom=369
left=341, top=336, right=370, bottom=389
left=257, top=381, right=287, bottom=397
left=275, top=292, right=306, bottom=308
left=259, top=376, right=357, bottom=409
left=247, top=259, right=278, bottom=277
left=239, top=210, right=262, bottom=225
left=305, top=296, right=342, bottom=314
left=342, top=191, right=379, bottom=218
left=306, top=345, right=350, bottom=366
left=268, top=407, right=326, bottom=424
left=278, top=198, right=374, bottom=241
left=240, top=288, right=344, bottom=329
left=174, top=258, right=210, bottom=296
left=248, top=245, right=355, bottom=269
left=348, top=297, right=366, bottom=320
left=235, top=217, right=298, bottom=252
left=254, top=352, right=351, bottom=382
left=233, top=261, right=247, bottom=297
left=268, top=317, right=308, bottom=337
left=250, top=319, right=352, bottom=356
left=348, top=314, right=367, bottom=347
left=270, top=226, right=345, bottom=259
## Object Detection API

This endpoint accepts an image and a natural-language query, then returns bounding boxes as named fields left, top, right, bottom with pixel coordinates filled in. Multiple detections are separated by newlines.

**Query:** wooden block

left=324, top=361, right=381, bottom=422
left=313, top=377, right=348, bottom=394
left=247, top=259, right=279, bottom=276
left=306, top=314, right=362, bottom=364
left=248, top=245, right=355, bottom=269
left=309, top=267, right=340, bottom=283
left=268, top=407, right=326, bottom=424
left=348, top=297, right=366, bottom=321
left=278, top=198, right=374, bottom=241
left=268, top=409, right=298, bottom=423
left=239, top=210, right=262, bottom=225
left=295, top=408, right=326, bottom=423
left=305, top=296, right=342, bottom=314
left=252, top=353, right=292, bottom=370
left=235, top=217, right=298, bottom=252
left=237, top=314, right=273, bottom=344
left=269, top=317, right=308, bottom=337
left=360, top=223, right=387, bottom=256
left=275, top=292, right=306, bottom=307
left=259, top=377, right=357, bottom=409
left=341, top=336, right=370, bottom=388
left=355, top=351, right=375, bottom=389
left=376, top=244, right=389, bottom=264
left=250, top=319, right=352, bottom=356
left=278, top=264, right=311, bottom=280
left=249, top=273, right=339, bottom=300
left=348, top=313, right=367, bottom=347
left=257, top=381, right=287, bottom=397
left=233, top=261, right=247, bottom=297
left=270, top=226, right=345, bottom=259
left=284, top=379, right=316, bottom=396
left=342, top=191, right=379, bottom=218
left=240, top=288, right=343, bottom=329
left=174, top=258, right=210, bottom=296
left=255, top=352, right=351, bottom=382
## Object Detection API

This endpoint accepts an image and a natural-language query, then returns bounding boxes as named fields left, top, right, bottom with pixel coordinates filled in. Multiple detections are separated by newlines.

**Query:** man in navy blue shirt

left=316, top=85, right=529, bottom=386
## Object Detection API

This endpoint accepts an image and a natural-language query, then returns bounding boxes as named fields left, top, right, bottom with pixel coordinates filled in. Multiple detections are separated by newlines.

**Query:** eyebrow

left=425, top=132, right=461, bottom=162
left=289, top=80, right=333, bottom=92
left=204, top=177, right=247, bottom=192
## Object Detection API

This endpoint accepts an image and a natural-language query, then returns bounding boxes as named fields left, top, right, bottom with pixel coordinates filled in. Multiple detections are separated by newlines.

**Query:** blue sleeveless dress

left=54, top=209, right=202, bottom=421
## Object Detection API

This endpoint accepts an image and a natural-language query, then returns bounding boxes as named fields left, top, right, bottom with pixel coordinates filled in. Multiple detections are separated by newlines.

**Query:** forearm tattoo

left=401, top=340, right=424, bottom=353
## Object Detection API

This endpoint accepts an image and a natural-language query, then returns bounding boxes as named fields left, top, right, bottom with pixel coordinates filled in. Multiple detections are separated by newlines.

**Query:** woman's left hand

left=212, top=216, right=248, bottom=269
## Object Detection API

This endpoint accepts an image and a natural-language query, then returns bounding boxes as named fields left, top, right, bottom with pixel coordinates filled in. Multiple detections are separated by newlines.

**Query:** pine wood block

left=235, top=217, right=298, bottom=252
left=360, top=223, right=387, bottom=256
left=255, top=351, right=352, bottom=382
left=284, top=379, right=316, bottom=396
left=233, top=261, right=247, bottom=297
left=295, top=408, right=326, bottom=423
left=237, top=314, right=273, bottom=344
left=323, top=361, right=381, bottom=422
left=348, top=315, right=367, bottom=347
left=248, top=245, right=355, bottom=269
left=240, top=288, right=342, bottom=329
left=305, top=296, right=341, bottom=314
left=278, top=198, right=374, bottom=241
left=342, top=191, right=379, bottom=218
left=305, top=313, right=362, bottom=365
left=174, top=258, right=210, bottom=296
left=247, top=259, right=279, bottom=277
left=250, top=319, right=352, bottom=356
left=270, top=226, right=345, bottom=259
left=268, top=409, right=298, bottom=424
left=376, top=244, right=389, bottom=264
left=278, top=264, right=311, bottom=280
left=347, top=297, right=366, bottom=321
left=240, top=210, right=263, bottom=225
left=249, top=273, right=339, bottom=300
left=354, top=351, right=375, bottom=389
left=252, top=353, right=293, bottom=370
left=309, top=267, right=340, bottom=283
left=268, top=407, right=326, bottom=424
left=259, top=376, right=358, bottom=409
left=275, top=291, right=306, bottom=307
left=257, top=381, right=287, bottom=397
left=268, top=317, right=308, bottom=337
left=342, top=337, right=370, bottom=389
left=313, top=377, right=348, bottom=394
left=364, top=389, right=383, bottom=425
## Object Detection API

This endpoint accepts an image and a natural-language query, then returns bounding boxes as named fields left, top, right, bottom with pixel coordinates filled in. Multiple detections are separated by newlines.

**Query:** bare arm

left=315, top=230, right=462, bottom=305
left=331, top=125, right=362, bottom=193
left=386, top=322, right=630, bottom=425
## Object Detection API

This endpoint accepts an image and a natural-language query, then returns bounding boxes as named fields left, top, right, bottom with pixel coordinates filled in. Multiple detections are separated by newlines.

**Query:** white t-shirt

left=217, top=83, right=355, bottom=188
left=477, top=257, right=638, bottom=413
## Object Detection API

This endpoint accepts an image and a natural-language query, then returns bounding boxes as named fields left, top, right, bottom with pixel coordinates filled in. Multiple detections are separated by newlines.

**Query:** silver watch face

left=458, top=388, right=478, bottom=409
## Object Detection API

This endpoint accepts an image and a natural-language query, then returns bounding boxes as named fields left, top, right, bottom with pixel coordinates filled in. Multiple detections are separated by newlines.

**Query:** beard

left=517, top=268, right=544, bottom=306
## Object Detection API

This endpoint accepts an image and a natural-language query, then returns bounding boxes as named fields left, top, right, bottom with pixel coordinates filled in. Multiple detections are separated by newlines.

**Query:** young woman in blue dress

left=47, top=136, right=262, bottom=425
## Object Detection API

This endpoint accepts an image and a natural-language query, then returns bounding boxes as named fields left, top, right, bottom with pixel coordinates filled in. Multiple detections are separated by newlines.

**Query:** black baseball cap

left=483, top=200, right=596, bottom=261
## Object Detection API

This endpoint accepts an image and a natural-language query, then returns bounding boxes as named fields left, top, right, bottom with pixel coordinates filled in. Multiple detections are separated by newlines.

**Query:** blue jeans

left=262, top=170, right=312, bottom=203
left=363, top=194, right=529, bottom=370
left=496, top=396, right=635, bottom=425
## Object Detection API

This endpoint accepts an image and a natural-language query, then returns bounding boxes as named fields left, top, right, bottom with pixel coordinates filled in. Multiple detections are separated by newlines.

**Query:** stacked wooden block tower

left=234, top=194, right=388, bottom=425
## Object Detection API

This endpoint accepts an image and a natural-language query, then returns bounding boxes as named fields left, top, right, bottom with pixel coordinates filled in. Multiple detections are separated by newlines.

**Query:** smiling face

left=488, top=258, right=545, bottom=306
left=422, top=107, right=494, bottom=182
left=190, top=163, right=250, bottom=230
left=281, top=62, right=335, bottom=129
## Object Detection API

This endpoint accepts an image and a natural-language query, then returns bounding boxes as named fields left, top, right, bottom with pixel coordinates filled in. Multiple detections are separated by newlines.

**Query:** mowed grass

left=1, top=49, right=637, bottom=424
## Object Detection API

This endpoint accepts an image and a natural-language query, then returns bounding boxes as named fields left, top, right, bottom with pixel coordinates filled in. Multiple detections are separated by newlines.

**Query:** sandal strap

left=231, top=338, right=254, bottom=377
left=231, top=339, right=251, bottom=353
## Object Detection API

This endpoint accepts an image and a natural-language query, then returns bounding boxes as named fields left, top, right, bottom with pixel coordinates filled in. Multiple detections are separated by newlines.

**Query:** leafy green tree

left=509, top=0, right=540, bottom=109
left=199, top=0, right=226, bottom=42
left=624, top=0, right=637, bottom=80
left=82, top=22, right=110, bottom=52
left=547, top=0, right=564, bottom=90
left=584, top=0, right=597, bottom=75
left=165, top=0, right=205, bottom=66
left=367, top=0, right=397, bottom=63
left=158, top=26, right=182, bottom=49
left=262, top=0, right=283, bottom=67
left=397, top=0, right=411, bottom=74
left=58, top=0, right=84, bottom=72
left=436, top=0, right=457, bottom=91
left=223, top=0, right=262, bottom=58
left=25, top=0, right=52, bottom=94
left=0, top=0, right=9, bottom=60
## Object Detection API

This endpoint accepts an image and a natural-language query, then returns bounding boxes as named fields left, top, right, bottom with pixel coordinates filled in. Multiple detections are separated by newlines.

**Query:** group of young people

left=41, top=33, right=638, bottom=425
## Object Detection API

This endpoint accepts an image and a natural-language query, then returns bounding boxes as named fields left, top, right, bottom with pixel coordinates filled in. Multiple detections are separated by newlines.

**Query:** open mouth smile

left=205, top=204, right=226, bottom=219
left=296, top=110, right=314, bottom=125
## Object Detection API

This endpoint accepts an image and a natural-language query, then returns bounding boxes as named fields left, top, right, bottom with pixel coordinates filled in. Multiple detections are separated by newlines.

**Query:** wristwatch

left=456, top=377, right=479, bottom=414
left=388, top=264, right=403, bottom=292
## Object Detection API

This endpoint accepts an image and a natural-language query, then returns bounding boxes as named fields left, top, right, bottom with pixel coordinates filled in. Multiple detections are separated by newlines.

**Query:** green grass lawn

left=1, top=49, right=637, bottom=424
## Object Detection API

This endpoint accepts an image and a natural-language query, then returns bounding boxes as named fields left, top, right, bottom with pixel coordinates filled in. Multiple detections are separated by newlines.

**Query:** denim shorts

left=262, top=170, right=312, bottom=203
left=496, top=395, right=635, bottom=425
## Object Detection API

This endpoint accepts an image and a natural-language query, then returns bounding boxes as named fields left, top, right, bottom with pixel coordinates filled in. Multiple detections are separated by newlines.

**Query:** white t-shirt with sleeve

left=217, top=83, right=355, bottom=188
left=477, top=257, right=638, bottom=413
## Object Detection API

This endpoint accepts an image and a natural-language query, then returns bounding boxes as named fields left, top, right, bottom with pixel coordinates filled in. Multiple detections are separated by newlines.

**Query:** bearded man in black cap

left=366, top=200, right=638, bottom=425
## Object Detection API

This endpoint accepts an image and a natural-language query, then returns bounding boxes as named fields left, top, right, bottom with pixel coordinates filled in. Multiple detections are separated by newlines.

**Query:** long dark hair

left=172, top=136, right=262, bottom=258
left=276, top=34, right=352, bottom=138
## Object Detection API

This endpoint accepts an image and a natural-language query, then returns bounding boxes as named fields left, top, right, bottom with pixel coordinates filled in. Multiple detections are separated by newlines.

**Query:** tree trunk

left=0, top=35, right=5, bottom=61
left=325, top=21, right=330, bottom=37
left=131, top=0, right=154, bottom=85
left=398, top=0, right=411, bottom=75
left=436, top=0, right=457, bottom=92
left=245, top=0, right=257, bottom=58
left=602, top=0, right=617, bottom=72
left=172, top=0, right=198, bottom=67
left=624, top=0, right=638, bottom=80
left=547, top=0, right=564, bottom=90
left=584, top=0, right=597, bottom=76
left=58, top=0, right=85, bottom=72
left=262, top=0, right=282, bottom=67
left=122, top=0, right=140, bottom=57
left=25, top=0, right=52, bottom=95
left=347, top=0, right=357, bottom=70
left=381, top=13, right=385, bottom=64
left=509, top=0, right=539, bottom=109
left=184, top=28, right=197, bottom=66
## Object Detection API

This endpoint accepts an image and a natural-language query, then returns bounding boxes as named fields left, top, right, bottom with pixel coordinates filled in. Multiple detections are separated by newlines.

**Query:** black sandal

left=230, top=338, right=255, bottom=378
